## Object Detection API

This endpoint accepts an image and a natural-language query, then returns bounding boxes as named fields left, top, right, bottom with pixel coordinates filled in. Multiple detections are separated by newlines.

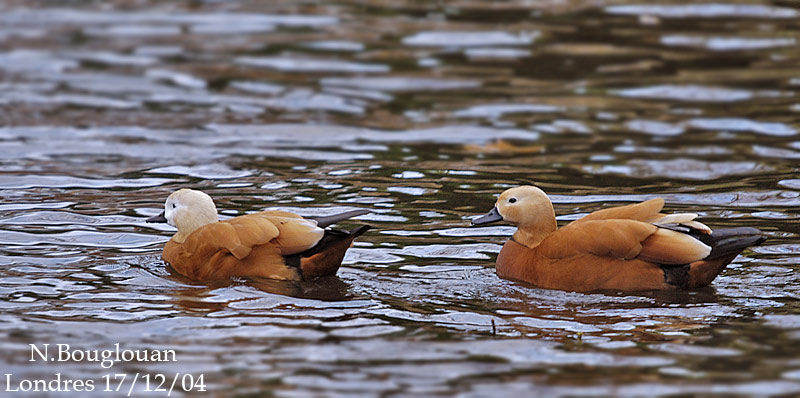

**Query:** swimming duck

left=146, top=189, right=370, bottom=281
left=472, top=186, right=765, bottom=292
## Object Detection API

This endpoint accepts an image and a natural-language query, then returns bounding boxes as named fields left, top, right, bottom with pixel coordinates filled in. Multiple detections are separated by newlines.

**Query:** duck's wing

left=179, top=215, right=282, bottom=260
left=256, top=209, right=368, bottom=252
left=257, top=214, right=324, bottom=256
left=574, top=198, right=711, bottom=234
left=538, top=219, right=711, bottom=265
left=176, top=211, right=323, bottom=260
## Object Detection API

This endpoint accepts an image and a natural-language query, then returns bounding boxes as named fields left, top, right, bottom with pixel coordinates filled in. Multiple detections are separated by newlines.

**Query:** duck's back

left=573, top=198, right=665, bottom=223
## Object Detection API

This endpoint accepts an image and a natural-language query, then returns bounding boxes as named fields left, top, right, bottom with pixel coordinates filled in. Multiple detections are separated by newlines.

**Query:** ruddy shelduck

left=147, top=189, right=369, bottom=281
left=473, top=186, right=765, bottom=292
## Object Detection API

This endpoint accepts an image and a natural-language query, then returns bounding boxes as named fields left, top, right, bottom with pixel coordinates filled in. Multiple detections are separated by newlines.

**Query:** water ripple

left=606, top=4, right=799, bottom=18
left=403, top=31, right=538, bottom=47
left=321, top=77, right=481, bottom=92
left=146, top=164, right=254, bottom=179
left=0, top=9, right=338, bottom=27
left=0, top=230, right=166, bottom=249
left=686, top=118, right=796, bottom=136
left=661, top=35, right=796, bottom=51
left=613, top=85, right=754, bottom=102
left=583, top=158, right=770, bottom=180
left=0, top=175, right=173, bottom=189
left=236, top=56, right=389, bottom=74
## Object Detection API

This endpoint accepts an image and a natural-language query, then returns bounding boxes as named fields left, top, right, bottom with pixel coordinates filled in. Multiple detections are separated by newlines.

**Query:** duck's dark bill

left=146, top=211, right=167, bottom=223
left=472, top=207, right=503, bottom=225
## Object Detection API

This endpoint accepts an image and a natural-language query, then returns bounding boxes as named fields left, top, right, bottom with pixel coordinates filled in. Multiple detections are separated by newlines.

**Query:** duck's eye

left=172, top=203, right=177, bottom=209
left=508, top=198, right=517, bottom=203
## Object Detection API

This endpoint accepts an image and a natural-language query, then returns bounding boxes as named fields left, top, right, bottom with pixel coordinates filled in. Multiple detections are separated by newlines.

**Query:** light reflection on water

left=0, top=0, right=799, bottom=397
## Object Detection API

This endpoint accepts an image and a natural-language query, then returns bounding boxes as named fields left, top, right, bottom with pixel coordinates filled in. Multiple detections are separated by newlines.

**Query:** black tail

left=309, top=209, right=371, bottom=228
left=285, top=225, right=371, bottom=279
left=348, top=224, right=371, bottom=239
left=696, top=227, right=766, bottom=260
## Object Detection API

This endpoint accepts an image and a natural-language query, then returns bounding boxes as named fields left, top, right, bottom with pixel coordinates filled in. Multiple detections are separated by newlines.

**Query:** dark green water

left=0, top=1, right=799, bottom=397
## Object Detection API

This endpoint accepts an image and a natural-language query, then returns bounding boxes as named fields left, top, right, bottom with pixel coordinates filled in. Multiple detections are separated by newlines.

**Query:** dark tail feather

left=290, top=225, right=370, bottom=279
left=697, top=227, right=766, bottom=260
left=310, top=209, right=371, bottom=228
left=346, top=224, right=371, bottom=240
left=687, top=227, right=765, bottom=288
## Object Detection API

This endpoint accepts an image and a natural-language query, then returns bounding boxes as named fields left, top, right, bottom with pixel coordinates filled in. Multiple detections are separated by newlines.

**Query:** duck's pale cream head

left=473, top=185, right=557, bottom=247
left=147, top=189, right=219, bottom=242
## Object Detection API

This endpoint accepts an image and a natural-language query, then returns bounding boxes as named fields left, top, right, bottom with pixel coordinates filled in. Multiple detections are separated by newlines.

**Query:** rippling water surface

left=1, top=1, right=799, bottom=396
